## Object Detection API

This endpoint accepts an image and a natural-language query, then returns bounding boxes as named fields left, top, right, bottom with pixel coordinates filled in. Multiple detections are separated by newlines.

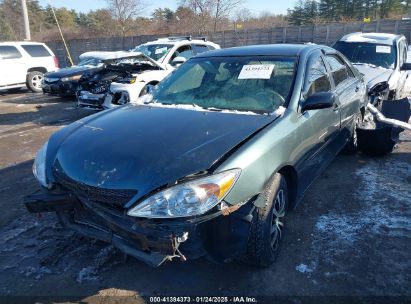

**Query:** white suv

left=0, top=42, right=58, bottom=93
left=78, top=36, right=219, bottom=109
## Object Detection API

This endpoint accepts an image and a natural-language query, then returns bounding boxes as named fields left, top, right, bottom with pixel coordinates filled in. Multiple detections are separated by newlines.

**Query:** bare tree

left=106, top=0, right=145, bottom=37
left=180, top=0, right=214, bottom=33
left=213, top=0, right=243, bottom=32
left=181, top=0, right=242, bottom=33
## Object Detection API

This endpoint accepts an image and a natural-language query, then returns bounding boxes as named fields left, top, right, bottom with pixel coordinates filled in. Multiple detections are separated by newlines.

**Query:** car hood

left=354, top=64, right=393, bottom=90
left=48, top=105, right=278, bottom=203
left=45, top=66, right=99, bottom=78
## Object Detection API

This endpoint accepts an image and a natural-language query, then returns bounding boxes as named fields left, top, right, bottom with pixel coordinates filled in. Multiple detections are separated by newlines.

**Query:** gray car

left=333, top=32, right=410, bottom=105
left=25, top=44, right=366, bottom=267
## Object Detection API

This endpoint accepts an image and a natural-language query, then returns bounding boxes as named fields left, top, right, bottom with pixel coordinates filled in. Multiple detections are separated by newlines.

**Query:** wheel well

left=27, top=67, right=47, bottom=74
left=278, top=165, right=298, bottom=209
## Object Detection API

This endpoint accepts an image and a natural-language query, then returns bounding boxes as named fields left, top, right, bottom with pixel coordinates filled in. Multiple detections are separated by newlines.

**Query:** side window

left=193, top=44, right=210, bottom=54
left=170, top=45, right=194, bottom=63
left=21, top=44, right=51, bottom=57
left=305, top=56, right=331, bottom=97
left=165, top=64, right=205, bottom=94
left=207, top=45, right=216, bottom=51
left=0, top=46, right=22, bottom=59
left=325, top=55, right=354, bottom=87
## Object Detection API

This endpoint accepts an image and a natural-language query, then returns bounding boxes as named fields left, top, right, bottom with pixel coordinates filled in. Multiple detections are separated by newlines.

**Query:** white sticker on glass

left=376, top=45, right=391, bottom=54
left=155, top=47, right=168, bottom=55
left=238, top=64, right=275, bottom=79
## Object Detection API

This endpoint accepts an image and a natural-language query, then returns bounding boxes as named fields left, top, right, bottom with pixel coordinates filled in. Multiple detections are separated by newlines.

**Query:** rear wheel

left=245, top=173, right=288, bottom=267
left=26, top=71, right=44, bottom=93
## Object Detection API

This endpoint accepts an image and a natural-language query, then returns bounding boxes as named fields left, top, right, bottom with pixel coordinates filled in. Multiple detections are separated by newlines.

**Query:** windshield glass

left=78, top=58, right=102, bottom=67
left=151, top=56, right=296, bottom=113
left=334, top=41, right=396, bottom=69
left=133, top=44, right=173, bottom=61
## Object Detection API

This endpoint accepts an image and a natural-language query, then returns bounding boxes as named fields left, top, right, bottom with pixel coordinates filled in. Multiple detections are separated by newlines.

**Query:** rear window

left=21, top=44, right=51, bottom=57
left=193, top=44, right=211, bottom=54
left=0, top=46, right=22, bottom=59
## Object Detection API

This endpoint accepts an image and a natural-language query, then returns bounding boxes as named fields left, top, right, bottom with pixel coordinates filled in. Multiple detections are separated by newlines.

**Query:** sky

left=38, top=0, right=296, bottom=17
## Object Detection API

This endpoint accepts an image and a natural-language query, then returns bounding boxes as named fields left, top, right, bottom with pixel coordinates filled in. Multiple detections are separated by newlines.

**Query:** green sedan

left=25, top=44, right=366, bottom=267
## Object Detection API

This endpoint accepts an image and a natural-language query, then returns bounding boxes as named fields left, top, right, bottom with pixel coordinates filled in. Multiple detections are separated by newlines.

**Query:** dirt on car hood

left=47, top=105, right=278, bottom=204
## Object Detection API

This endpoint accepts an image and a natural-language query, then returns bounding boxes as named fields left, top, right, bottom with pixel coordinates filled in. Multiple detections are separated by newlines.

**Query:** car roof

left=144, top=38, right=214, bottom=45
left=339, top=32, right=404, bottom=45
left=194, top=44, right=322, bottom=58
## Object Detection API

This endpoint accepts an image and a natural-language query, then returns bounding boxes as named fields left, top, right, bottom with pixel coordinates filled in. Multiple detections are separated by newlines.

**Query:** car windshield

left=78, top=58, right=102, bottom=67
left=132, top=44, right=173, bottom=61
left=334, top=41, right=396, bottom=69
left=150, top=56, right=296, bottom=113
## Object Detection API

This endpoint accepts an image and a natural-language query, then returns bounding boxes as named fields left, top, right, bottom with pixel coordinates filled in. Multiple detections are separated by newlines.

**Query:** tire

left=244, top=173, right=288, bottom=267
left=26, top=71, right=44, bottom=93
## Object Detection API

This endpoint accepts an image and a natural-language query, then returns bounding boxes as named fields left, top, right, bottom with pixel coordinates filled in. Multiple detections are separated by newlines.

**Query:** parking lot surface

left=0, top=90, right=410, bottom=301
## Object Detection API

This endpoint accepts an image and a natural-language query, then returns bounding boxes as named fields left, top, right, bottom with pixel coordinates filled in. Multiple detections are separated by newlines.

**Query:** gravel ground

left=0, top=90, right=410, bottom=303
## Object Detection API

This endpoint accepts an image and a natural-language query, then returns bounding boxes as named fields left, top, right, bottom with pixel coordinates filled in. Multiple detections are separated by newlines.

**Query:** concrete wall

left=46, top=19, right=411, bottom=68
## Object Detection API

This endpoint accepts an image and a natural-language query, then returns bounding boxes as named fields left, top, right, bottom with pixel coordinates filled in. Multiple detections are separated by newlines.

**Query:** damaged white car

left=333, top=32, right=410, bottom=105
left=78, top=37, right=220, bottom=110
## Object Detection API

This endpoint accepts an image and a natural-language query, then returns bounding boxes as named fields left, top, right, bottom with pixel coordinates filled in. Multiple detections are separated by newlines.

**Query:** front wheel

left=26, top=71, right=44, bottom=93
left=244, top=173, right=288, bottom=267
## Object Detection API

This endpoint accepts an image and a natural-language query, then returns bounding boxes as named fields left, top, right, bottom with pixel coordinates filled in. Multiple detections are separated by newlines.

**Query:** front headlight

left=33, top=141, right=51, bottom=188
left=117, top=76, right=137, bottom=84
left=127, top=169, right=241, bottom=218
left=61, top=75, right=82, bottom=82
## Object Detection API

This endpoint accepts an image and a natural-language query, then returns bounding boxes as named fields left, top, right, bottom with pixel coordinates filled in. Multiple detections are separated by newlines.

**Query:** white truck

left=0, top=42, right=58, bottom=93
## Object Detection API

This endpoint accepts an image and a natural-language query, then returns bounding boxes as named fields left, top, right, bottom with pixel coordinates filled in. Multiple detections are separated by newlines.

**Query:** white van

left=0, top=42, right=59, bottom=93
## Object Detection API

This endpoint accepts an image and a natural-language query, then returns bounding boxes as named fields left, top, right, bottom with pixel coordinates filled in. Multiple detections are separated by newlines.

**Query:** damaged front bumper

left=42, top=81, right=78, bottom=96
left=24, top=189, right=253, bottom=267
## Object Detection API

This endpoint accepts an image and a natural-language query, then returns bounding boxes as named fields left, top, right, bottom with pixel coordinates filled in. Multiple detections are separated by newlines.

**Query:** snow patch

left=296, top=263, right=315, bottom=273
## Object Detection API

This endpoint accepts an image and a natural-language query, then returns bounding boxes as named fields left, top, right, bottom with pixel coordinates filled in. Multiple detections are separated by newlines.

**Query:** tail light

left=53, top=56, right=59, bottom=68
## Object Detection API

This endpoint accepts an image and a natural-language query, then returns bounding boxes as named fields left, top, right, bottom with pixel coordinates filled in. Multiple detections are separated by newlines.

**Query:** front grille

left=53, top=167, right=137, bottom=208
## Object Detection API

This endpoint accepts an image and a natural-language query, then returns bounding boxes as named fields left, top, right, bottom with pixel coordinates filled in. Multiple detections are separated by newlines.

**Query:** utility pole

left=21, top=0, right=31, bottom=41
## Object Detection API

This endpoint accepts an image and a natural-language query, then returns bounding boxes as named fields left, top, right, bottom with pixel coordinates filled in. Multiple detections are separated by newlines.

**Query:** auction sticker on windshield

left=238, top=64, right=275, bottom=79
left=155, top=47, right=169, bottom=55
left=376, top=45, right=391, bottom=54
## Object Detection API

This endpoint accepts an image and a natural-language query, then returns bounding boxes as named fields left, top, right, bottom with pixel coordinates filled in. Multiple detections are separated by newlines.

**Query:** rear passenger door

left=296, top=51, right=340, bottom=193
left=0, top=45, right=26, bottom=85
left=324, top=54, right=362, bottom=144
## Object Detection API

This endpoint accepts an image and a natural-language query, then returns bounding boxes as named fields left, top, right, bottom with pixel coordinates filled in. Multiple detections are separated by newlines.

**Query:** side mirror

left=171, top=56, right=186, bottom=67
left=301, top=92, right=336, bottom=112
left=400, top=62, right=411, bottom=71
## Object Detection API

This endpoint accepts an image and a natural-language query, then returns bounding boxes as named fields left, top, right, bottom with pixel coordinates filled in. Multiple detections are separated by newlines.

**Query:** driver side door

left=168, top=45, right=194, bottom=68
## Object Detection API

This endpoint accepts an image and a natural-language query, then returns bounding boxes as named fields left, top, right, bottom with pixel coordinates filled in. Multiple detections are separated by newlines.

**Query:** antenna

left=48, top=0, right=74, bottom=66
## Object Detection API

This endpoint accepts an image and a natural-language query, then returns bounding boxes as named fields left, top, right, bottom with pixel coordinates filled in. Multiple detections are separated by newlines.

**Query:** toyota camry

left=25, top=44, right=366, bottom=267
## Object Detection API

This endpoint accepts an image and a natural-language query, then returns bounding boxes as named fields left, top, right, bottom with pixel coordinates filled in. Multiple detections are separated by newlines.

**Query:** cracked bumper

left=24, top=190, right=196, bottom=267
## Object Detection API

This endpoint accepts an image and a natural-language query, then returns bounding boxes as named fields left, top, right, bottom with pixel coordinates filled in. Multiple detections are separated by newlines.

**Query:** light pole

left=21, top=0, right=31, bottom=40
